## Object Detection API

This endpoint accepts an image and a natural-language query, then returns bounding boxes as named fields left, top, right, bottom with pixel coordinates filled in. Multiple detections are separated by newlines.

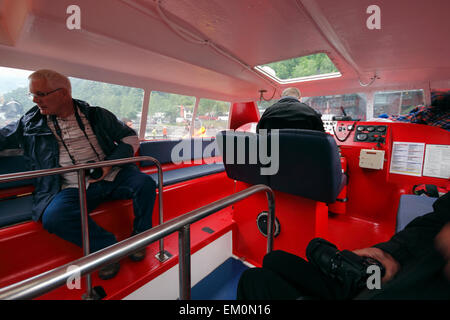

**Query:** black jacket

left=257, top=97, right=324, bottom=132
left=374, top=192, right=450, bottom=266
left=0, top=99, right=137, bottom=221
left=364, top=192, right=450, bottom=299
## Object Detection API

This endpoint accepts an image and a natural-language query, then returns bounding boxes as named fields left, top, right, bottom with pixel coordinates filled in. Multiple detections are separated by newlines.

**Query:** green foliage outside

left=70, top=78, right=144, bottom=120
left=149, top=91, right=195, bottom=123
left=3, top=87, right=34, bottom=111
left=263, top=53, right=338, bottom=79
left=198, top=98, right=229, bottom=116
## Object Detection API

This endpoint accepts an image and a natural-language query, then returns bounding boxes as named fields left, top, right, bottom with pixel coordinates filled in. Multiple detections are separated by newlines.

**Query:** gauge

left=366, top=126, right=375, bottom=132
left=376, top=126, right=386, bottom=132
left=357, top=133, right=368, bottom=141
left=357, top=126, right=365, bottom=132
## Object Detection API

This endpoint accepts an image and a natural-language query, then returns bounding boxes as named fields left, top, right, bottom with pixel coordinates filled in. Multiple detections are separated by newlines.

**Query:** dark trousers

left=237, top=250, right=450, bottom=300
left=237, top=250, right=342, bottom=300
left=41, top=166, right=157, bottom=253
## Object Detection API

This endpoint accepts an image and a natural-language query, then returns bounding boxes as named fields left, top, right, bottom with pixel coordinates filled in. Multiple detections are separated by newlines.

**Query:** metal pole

left=156, top=162, right=168, bottom=261
left=178, top=225, right=191, bottom=300
left=266, top=190, right=275, bottom=254
left=77, top=169, right=92, bottom=299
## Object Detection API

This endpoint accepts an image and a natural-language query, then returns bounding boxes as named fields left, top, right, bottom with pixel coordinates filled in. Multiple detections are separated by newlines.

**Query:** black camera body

left=86, top=161, right=103, bottom=180
left=306, top=238, right=385, bottom=295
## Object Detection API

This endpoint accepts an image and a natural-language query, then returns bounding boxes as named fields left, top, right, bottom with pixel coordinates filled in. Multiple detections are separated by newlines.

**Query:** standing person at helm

left=0, top=69, right=157, bottom=280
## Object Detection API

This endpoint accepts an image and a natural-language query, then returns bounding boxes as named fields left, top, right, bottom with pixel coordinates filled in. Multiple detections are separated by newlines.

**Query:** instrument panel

left=354, top=125, right=387, bottom=143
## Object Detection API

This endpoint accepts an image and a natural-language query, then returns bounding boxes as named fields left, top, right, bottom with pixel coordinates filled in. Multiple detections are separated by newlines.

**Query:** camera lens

left=306, top=238, right=340, bottom=276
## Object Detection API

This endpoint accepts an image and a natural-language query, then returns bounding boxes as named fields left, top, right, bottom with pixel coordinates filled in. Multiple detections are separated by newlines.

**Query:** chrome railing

left=0, top=184, right=275, bottom=300
left=0, top=156, right=165, bottom=299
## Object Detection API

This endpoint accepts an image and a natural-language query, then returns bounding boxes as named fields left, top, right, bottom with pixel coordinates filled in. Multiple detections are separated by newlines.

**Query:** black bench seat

left=148, top=163, right=225, bottom=187
left=0, top=196, right=33, bottom=227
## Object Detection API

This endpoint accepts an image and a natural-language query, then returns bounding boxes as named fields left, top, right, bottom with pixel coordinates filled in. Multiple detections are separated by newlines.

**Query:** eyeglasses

left=28, top=88, right=62, bottom=100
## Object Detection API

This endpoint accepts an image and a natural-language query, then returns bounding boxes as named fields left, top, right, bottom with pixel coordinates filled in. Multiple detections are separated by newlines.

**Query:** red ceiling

left=0, top=0, right=449, bottom=100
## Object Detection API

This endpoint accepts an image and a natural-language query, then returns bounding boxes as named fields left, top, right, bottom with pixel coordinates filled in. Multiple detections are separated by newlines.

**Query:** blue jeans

left=42, top=166, right=157, bottom=253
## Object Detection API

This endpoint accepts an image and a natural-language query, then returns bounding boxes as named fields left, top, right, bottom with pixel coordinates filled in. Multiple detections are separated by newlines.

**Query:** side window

left=197, top=98, right=230, bottom=138
left=0, top=66, right=34, bottom=127
left=373, top=90, right=424, bottom=117
left=70, top=78, right=144, bottom=133
left=146, top=91, right=195, bottom=140
left=302, top=93, right=367, bottom=120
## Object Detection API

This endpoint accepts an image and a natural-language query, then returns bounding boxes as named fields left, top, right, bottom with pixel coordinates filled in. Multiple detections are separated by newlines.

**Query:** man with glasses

left=0, top=69, right=157, bottom=280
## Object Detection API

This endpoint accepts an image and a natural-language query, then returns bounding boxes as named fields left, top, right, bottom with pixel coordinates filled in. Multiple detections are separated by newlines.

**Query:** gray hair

left=281, top=87, right=301, bottom=99
left=28, top=69, right=72, bottom=95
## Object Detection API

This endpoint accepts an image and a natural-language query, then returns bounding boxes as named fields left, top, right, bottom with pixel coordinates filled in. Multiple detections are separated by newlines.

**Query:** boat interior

left=0, top=0, right=449, bottom=300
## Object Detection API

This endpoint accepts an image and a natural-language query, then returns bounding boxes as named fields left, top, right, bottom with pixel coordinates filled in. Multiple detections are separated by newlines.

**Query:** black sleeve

left=0, top=120, right=23, bottom=151
left=95, top=107, right=137, bottom=161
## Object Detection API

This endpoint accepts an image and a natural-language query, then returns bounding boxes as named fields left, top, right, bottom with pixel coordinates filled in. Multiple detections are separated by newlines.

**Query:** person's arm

left=0, top=120, right=23, bottom=151
left=352, top=247, right=400, bottom=283
left=96, top=107, right=139, bottom=161
left=87, top=108, right=140, bottom=182
left=373, top=193, right=449, bottom=266
left=355, top=192, right=450, bottom=282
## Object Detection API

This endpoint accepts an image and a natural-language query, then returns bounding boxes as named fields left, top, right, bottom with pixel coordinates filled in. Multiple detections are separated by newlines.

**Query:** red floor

left=327, top=213, right=394, bottom=251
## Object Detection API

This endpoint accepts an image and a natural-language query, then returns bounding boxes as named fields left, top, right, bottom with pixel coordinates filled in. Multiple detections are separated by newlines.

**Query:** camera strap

left=50, top=105, right=101, bottom=165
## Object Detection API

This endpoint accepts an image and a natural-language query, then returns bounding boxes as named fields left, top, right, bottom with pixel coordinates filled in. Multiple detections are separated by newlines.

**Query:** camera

left=86, top=161, right=103, bottom=180
left=306, top=238, right=385, bottom=297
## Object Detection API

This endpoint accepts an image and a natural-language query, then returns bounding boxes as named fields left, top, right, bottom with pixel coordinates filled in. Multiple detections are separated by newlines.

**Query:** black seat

left=216, top=130, right=269, bottom=186
left=217, top=129, right=345, bottom=203
left=269, top=129, right=345, bottom=203
left=0, top=154, right=35, bottom=227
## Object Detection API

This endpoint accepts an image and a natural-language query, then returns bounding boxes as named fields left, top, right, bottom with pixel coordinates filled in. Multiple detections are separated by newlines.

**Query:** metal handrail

left=0, top=184, right=275, bottom=300
left=0, top=156, right=165, bottom=299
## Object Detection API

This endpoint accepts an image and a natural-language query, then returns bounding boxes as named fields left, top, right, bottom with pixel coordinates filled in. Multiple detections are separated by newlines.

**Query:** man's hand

left=87, top=166, right=112, bottom=183
left=435, top=223, right=450, bottom=280
left=352, top=247, right=400, bottom=283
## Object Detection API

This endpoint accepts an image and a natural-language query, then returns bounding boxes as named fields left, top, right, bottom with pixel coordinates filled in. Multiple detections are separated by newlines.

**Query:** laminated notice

left=423, top=144, right=450, bottom=179
left=389, top=142, right=425, bottom=176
